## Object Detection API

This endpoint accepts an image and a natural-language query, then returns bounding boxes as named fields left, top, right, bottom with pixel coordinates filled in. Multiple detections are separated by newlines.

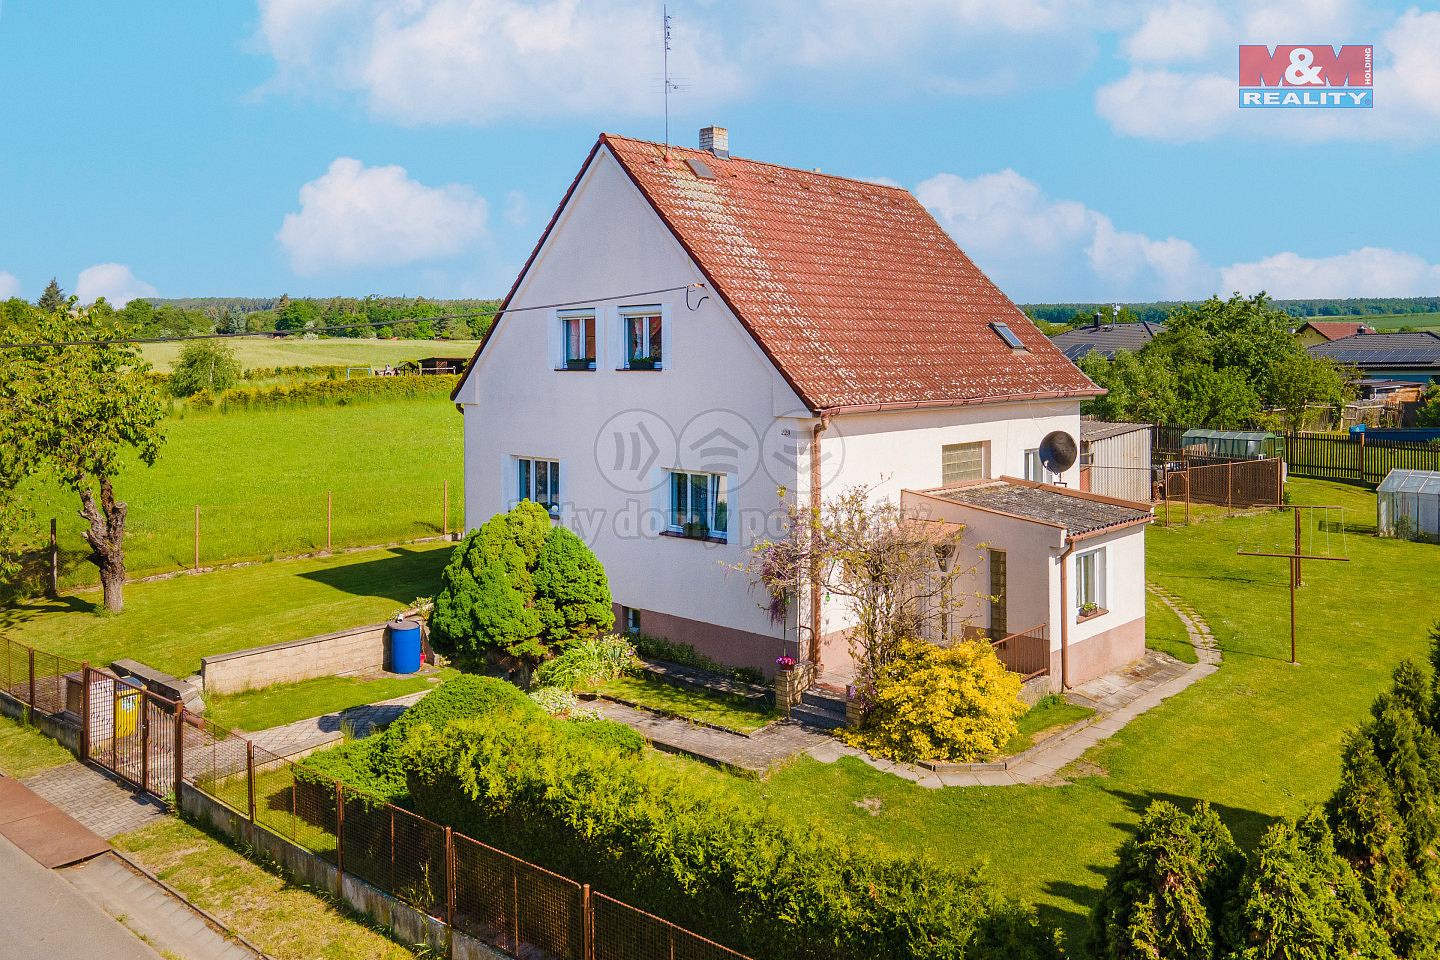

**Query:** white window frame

left=667, top=469, right=728, bottom=540
left=941, top=441, right=986, bottom=485
left=1023, top=448, right=1059, bottom=484
left=1075, top=546, right=1107, bottom=614
left=558, top=309, right=596, bottom=370
left=515, top=456, right=562, bottom=515
left=617, top=303, right=664, bottom=370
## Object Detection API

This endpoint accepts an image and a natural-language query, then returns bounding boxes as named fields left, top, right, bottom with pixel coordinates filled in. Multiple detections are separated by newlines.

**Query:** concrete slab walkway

left=21, top=762, right=169, bottom=839
left=592, top=701, right=830, bottom=776
left=245, top=688, right=431, bottom=759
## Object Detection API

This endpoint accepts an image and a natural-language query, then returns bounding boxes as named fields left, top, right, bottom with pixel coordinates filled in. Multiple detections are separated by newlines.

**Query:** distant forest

left=1023, top=296, right=1440, bottom=327
left=123, top=295, right=504, bottom=341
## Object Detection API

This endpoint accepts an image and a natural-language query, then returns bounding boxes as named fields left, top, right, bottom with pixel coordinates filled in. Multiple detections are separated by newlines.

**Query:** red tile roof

left=1301, top=321, right=1376, bottom=341
left=456, top=133, right=1101, bottom=412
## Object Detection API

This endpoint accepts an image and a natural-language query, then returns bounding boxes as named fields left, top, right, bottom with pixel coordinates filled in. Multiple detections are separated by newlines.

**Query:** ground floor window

left=517, top=457, right=560, bottom=513
left=622, top=607, right=641, bottom=634
left=1076, top=546, right=1106, bottom=614
left=669, top=470, right=727, bottom=539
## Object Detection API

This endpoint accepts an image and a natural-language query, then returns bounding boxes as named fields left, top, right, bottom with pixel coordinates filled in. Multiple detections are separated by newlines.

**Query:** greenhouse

left=1179, top=429, right=1279, bottom=460
left=1377, top=469, right=1440, bottom=542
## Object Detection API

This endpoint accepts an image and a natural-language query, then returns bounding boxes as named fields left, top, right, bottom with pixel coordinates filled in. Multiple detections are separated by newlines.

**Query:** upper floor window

left=669, top=470, right=727, bottom=540
left=517, top=457, right=560, bottom=513
left=560, top=310, right=595, bottom=370
left=941, top=442, right=985, bottom=485
left=621, top=305, right=663, bottom=369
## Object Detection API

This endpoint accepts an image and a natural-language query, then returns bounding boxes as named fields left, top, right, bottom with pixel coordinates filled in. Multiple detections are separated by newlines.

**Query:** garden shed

left=1180, top=429, right=1278, bottom=460
left=1377, top=468, right=1440, bottom=541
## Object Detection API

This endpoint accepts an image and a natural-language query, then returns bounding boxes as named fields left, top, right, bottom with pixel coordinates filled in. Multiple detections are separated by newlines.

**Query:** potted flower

left=628, top=353, right=659, bottom=370
left=1079, top=601, right=1099, bottom=617
left=566, top=357, right=593, bottom=371
left=682, top=516, right=709, bottom=539
left=775, top=655, right=796, bottom=672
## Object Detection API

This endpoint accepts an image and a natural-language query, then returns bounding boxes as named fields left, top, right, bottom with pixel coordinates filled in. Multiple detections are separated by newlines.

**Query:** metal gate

left=82, top=666, right=182, bottom=798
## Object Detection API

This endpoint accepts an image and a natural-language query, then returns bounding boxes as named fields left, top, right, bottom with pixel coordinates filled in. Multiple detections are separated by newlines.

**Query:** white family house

left=451, top=128, right=1153, bottom=690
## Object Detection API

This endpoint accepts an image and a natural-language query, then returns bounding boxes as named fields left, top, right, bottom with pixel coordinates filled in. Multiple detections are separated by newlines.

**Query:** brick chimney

left=699, top=126, right=728, bottom=159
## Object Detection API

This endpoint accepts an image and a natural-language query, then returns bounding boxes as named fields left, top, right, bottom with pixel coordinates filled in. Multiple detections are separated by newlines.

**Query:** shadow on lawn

left=0, top=593, right=99, bottom=628
left=296, top=546, right=452, bottom=603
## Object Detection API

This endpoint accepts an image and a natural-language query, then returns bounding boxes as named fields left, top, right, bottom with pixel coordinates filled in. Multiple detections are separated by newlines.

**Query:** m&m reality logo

left=1238, top=45, right=1373, bottom=108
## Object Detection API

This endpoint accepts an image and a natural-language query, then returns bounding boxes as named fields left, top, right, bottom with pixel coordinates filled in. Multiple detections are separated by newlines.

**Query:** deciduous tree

left=0, top=303, right=167, bottom=610
left=167, top=339, right=242, bottom=397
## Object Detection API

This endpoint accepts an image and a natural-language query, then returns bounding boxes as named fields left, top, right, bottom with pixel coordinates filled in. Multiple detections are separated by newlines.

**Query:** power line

left=0, top=284, right=704, bottom=350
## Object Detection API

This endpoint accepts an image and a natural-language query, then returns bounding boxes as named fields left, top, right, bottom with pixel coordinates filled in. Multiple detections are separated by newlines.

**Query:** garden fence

left=0, top=634, right=755, bottom=960
left=1148, top=424, right=1440, bottom=488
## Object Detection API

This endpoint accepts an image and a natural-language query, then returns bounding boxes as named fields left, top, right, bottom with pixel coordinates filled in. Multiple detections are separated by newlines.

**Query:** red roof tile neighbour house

left=455, top=134, right=1100, bottom=412
left=1299, top=321, right=1376, bottom=341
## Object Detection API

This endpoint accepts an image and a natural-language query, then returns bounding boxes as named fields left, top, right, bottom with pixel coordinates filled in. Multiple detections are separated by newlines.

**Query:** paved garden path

left=592, top=701, right=831, bottom=776
left=244, top=689, right=432, bottom=759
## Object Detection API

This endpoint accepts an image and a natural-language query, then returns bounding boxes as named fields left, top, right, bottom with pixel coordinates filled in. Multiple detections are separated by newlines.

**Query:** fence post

left=194, top=505, right=200, bottom=571
left=335, top=782, right=345, bottom=888
left=445, top=827, right=455, bottom=929
left=246, top=739, right=256, bottom=834
left=1227, top=462, right=1233, bottom=515
left=174, top=704, right=185, bottom=806
left=1184, top=469, right=1191, bottom=524
left=141, top=693, right=150, bottom=793
left=80, top=663, right=90, bottom=760
left=327, top=491, right=333, bottom=552
left=513, top=870, right=521, bottom=955
left=27, top=646, right=35, bottom=719
left=48, top=519, right=58, bottom=598
left=583, top=884, right=593, bottom=960
left=443, top=480, right=449, bottom=536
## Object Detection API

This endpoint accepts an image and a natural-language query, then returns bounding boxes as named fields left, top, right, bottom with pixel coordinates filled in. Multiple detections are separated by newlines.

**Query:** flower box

left=627, top=358, right=658, bottom=370
left=565, top=358, right=594, bottom=371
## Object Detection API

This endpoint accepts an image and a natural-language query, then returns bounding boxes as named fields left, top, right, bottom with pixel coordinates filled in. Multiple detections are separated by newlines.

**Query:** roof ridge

left=599, top=132, right=912, bottom=194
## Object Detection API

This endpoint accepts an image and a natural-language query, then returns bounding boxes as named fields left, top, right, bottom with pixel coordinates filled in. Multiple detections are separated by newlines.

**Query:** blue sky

left=1, top=0, right=1438, bottom=306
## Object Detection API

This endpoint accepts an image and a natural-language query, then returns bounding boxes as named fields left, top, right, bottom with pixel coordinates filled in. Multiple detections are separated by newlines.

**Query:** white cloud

left=916, top=169, right=1215, bottom=301
left=75, top=264, right=157, bottom=307
left=1122, top=2, right=1230, bottom=63
left=254, top=0, right=1098, bottom=125
left=0, top=271, right=21, bottom=299
left=502, top=189, right=528, bottom=227
left=1098, top=5, right=1440, bottom=142
left=277, top=157, right=488, bottom=275
left=1221, top=247, right=1440, bottom=299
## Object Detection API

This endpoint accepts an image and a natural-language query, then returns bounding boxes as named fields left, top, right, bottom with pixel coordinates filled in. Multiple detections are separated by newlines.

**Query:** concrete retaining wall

left=0, top=693, right=81, bottom=752
left=179, top=782, right=506, bottom=960
left=200, top=623, right=394, bottom=695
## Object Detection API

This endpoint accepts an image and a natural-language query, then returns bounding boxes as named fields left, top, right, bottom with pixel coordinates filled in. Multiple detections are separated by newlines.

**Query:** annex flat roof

left=919, top=478, right=1152, bottom=536
left=1081, top=420, right=1151, bottom=442
left=1181, top=429, right=1274, bottom=442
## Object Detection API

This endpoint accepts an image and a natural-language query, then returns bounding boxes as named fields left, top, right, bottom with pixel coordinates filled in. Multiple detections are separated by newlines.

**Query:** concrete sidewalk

left=0, top=831, right=161, bottom=960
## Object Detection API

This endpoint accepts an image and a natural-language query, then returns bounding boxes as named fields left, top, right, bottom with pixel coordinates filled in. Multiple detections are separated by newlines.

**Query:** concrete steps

left=792, top=688, right=848, bottom=731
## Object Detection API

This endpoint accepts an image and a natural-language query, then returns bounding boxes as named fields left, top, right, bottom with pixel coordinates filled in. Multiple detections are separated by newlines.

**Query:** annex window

left=621, top=305, right=663, bottom=369
left=622, top=607, right=641, bottom=634
left=1076, top=547, right=1107, bottom=615
left=989, top=549, right=1007, bottom=637
left=668, top=470, right=727, bottom=540
left=560, top=310, right=595, bottom=370
left=517, top=457, right=560, bottom=513
left=941, top=442, right=985, bottom=485
left=1023, top=448, right=1058, bottom=484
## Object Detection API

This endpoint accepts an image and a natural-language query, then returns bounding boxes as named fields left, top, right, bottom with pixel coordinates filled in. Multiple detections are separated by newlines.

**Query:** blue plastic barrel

left=389, top=620, right=423, bottom=674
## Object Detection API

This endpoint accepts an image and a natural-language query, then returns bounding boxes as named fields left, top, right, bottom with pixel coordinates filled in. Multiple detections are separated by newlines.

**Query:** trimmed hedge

left=400, top=707, right=1059, bottom=960
left=194, top=373, right=459, bottom=413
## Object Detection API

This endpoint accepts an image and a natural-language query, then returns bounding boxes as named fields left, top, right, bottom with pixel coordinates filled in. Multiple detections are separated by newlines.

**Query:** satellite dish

left=1039, top=430, right=1078, bottom=474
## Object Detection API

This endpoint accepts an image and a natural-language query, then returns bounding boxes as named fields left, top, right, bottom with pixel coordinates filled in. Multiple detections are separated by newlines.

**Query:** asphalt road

left=0, top=833, right=160, bottom=960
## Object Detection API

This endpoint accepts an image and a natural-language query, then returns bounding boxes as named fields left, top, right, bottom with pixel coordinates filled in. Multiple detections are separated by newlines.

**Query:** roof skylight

left=990, top=321, right=1026, bottom=350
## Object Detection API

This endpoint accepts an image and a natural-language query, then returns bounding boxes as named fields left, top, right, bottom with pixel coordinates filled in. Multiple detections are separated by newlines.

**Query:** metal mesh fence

left=593, top=893, right=750, bottom=960
left=452, top=833, right=586, bottom=959
left=0, top=637, right=83, bottom=716
left=340, top=792, right=449, bottom=916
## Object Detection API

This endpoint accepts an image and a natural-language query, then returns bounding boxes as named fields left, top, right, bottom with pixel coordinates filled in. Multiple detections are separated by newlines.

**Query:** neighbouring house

left=1293, top=320, right=1376, bottom=348
left=1080, top=421, right=1153, bottom=502
left=450, top=127, right=1152, bottom=690
left=1049, top=320, right=1165, bottom=362
left=419, top=356, right=472, bottom=375
left=1308, top=331, right=1440, bottom=385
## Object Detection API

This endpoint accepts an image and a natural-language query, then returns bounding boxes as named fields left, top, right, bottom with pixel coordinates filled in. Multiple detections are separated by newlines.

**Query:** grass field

left=15, top=397, right=463, bottom=593
left=0, top=711, right=76, bottom=777
left=116, top=817, right=424, bottom=960
left=647, top=478, right=1439, bottom=950
left=1340, top=311, right=1440, bottom=330
left=0, top=542, right=452, bottom=678
left=139, top=338, right=483, bottom=373
left=596, top=674, right=776, bottom=733
left=207, top=668, right=457, bottom=731
left=1144, top=591, right=1197, bottom=664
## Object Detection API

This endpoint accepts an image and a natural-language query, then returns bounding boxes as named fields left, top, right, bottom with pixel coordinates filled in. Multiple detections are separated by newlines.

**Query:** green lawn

left=116, top=817, right=423, bottom=960
left=0, top=711, right=76, bottom=777
left=0, top=542, right=452, bottom=678
left=140, top=337, right=482, bottom=372
left=1145, top=591, right=1197, bottom=664
left=14, top=397, right=463, bottom=594
left=1001, top=696, right=1096, bottom=756
left=1344, top=310, right=1440, bottom=331
left=207, top=668, right=457, bottom=732
left=597, top=674, right=776, bottom=733
left=651, top=479, right=1440, bottom=950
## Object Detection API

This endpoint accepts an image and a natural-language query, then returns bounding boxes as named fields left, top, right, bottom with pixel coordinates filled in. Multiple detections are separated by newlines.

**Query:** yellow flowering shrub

left=843, top=639, right=1028, bottom=763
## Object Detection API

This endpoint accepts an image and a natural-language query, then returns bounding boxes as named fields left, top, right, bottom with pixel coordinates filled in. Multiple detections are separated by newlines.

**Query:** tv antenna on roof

left=662, top=6, right=678, bottom=158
